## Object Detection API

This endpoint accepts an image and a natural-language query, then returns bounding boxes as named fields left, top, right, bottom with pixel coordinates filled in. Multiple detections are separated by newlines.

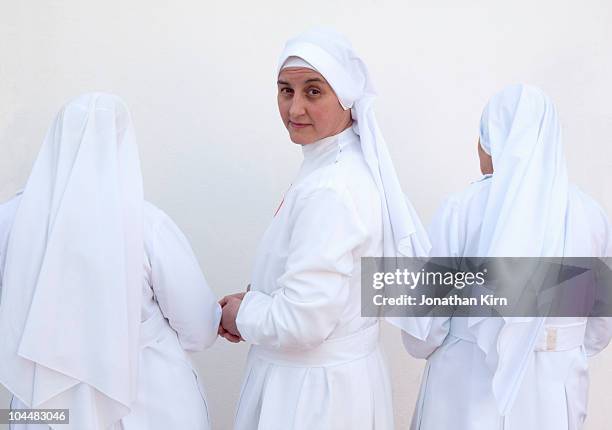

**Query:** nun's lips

left=289, top=121, right=312, bottom=129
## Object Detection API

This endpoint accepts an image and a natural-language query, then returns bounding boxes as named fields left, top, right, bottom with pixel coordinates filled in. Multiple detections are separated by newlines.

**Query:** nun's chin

left=290, top=137, right=315, bottom=145
left=288, top=131, right=316, bottom=145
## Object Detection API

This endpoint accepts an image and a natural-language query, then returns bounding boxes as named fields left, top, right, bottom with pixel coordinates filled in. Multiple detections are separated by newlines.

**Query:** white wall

left=1, top=1, right=611, bottom=429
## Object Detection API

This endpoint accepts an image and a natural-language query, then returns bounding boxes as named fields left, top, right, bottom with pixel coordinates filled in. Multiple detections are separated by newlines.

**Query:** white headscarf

left=278, top=27, right=430, bottom=258
left=474, top=84, right=570, bottom=414
left=0, top=93, right=143, bottom=429
left=478, top=83, right=568, bottom=257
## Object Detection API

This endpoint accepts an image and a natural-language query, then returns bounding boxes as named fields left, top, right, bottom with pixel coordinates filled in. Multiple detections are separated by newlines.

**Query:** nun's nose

left=289, top=93, right=307, bottom=118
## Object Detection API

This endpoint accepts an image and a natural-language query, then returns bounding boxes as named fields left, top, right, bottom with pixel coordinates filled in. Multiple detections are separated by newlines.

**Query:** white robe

left=404, top=176, right=612, bottom=430
left=234, top=126, right=394, bottom=430
left=0, top=193, right=221, bottom=430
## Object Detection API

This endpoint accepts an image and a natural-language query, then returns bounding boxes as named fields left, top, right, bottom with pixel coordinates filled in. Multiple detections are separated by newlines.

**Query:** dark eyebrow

left=277, top=77, right=325, bottom=85
left=305, top=78, right=324, bottom=84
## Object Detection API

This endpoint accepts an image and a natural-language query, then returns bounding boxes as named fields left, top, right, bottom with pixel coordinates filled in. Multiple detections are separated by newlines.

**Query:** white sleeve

left=236, top=187, right=368, bottom=349
left=0, top=232, right=4, bottom=294
left=150, top=212, right=221, bottom=352
left=584, top=317, right=612, bottom=357
left=399, top=199, right=459, bottom=358
left=585, top=208, right=612, bottom=357
left=401, top=317, right=451, bottom=359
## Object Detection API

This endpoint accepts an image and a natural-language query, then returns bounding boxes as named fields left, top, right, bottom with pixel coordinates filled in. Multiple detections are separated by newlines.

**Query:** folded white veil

left=478, top=83, right=568, bottom=257
left=475, top=84, right=571, bottom=414
left=0, top=93, right=143, bottom=429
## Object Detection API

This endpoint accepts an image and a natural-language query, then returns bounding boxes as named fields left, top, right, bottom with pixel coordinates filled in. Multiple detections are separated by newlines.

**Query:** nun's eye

left=279, top=87, right=294, bottom=95
left=307, top=88, right=321, bottom=97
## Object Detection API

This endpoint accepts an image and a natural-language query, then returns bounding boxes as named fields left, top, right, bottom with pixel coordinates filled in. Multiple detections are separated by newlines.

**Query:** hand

left=218, top=294, right=244, bottom=343
left=218, top=320, right=239, bottom=342
left=221, top=292, right=246, bottom=303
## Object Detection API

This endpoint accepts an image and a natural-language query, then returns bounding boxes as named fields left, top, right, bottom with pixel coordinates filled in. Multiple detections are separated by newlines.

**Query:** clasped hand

left=218, top=291, right=245, bottom=343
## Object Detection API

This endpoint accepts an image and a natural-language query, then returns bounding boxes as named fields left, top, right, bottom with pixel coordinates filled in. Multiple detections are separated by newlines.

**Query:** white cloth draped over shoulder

left=477, top=84, right=568, bottom=257
left=0, top=94, right=221, bottom=429
left=233, top=28, right=429, bottom=430
left=403, top=84, right=612, bottom=430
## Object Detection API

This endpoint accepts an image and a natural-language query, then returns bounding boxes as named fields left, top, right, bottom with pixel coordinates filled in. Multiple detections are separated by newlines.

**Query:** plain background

left=1, top=1, right=611, bottom=429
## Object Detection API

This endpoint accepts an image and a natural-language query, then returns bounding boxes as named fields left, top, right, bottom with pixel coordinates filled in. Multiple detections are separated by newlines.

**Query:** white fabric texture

left=281, top=56, right=316, bottom=72
left=234, top=127, right=394, bottom=429
left=403, top=84, right=612, bottom=429
left=0, top=94, right=220, bottom=429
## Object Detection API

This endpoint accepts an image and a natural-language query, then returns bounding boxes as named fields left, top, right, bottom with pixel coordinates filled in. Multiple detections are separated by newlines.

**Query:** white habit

left=233, top=27, right=429, bottom=430
left=403, top=85, right=612, bottom=430
left=0, top=94, right=221, bottom=429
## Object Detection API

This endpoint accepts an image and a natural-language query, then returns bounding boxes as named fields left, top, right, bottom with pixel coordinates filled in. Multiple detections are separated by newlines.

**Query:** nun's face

left=277, top=67, right=352, bottom=144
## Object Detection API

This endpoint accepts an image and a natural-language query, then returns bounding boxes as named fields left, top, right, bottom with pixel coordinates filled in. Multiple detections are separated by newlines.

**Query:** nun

left=402, top=84, right=612, bottom=430
left=0, top=93, right=221, bottom=429
left=218, top=28, right=430, bottom=429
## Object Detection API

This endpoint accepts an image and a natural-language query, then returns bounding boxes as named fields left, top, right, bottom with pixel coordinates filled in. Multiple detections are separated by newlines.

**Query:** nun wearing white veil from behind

left=402, top=84, right=612, bottom=430
left=0, top=93, right=221, bottom=429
